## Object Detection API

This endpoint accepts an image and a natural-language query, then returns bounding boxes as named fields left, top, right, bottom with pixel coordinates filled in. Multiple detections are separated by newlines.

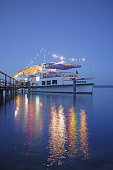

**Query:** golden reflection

left=14, top=95, right=20, bottom=117
left=47, top=105, right=89, bottom=166
left=24, top=94, right=28, bottom=121
left=47, top=104, right=67, bottom=166
left=67, top=107, right=77, bottom=157
left=15, top=107, right=18, bottom=117
left=80, top=109, right=89, bottom=159
left=35, top=96, right=43, bottom=133
left=25, top=94, right=28, bottom=109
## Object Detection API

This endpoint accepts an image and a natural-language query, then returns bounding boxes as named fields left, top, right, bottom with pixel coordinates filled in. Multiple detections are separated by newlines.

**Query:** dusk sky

left=0, top=0, right=113, bottom=85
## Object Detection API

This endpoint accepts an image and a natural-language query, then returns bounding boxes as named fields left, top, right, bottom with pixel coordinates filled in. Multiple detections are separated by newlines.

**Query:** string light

left=82, top=58, right=87, bottom=62
left=69, top=58, right=75, bottom=62
left=52, top=54, right=59, bottom=58
left=28, top=49, right=88, bottom=67
left=60, top=56, right=65, bottom=60
left=69, top=57, right=87, bottom=62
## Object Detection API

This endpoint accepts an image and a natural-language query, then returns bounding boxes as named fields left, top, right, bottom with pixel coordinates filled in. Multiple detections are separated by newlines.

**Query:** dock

left=0, top=71, right=21, bottom=99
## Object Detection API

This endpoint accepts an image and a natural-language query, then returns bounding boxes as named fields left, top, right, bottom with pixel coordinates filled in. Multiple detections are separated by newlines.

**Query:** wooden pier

left=0, top=71, right=21, bottom=99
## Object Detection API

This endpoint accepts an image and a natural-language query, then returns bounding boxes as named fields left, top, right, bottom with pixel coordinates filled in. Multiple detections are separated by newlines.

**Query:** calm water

left=0, top=88, right=113, bottom=170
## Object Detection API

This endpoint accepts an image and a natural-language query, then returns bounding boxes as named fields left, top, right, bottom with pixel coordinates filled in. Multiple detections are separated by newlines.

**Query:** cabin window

left=42, top=81, right=45, bottom=85
left=36, top=76, right=40, bottom=81
left=47, top=81, right=51, bottom=85
left=52, top=80, right=57, bottom=85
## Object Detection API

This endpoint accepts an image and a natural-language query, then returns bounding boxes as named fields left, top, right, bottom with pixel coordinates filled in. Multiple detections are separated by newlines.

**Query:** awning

left=45, top=61, right=81, bottom=70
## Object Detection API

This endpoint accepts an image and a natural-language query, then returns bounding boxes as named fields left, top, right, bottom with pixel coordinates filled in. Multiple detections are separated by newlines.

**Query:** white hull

left=14, top=60, right=94, bottom=94
left=29, top=84, right=94, bottom=94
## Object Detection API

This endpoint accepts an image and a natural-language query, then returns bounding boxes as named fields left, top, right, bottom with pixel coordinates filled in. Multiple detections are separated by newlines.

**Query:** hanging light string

left=28, top=53, right=39, bottom=66
left=52, top=54, right=87, bottom=62
left=28, top=48, right=88, bottom=67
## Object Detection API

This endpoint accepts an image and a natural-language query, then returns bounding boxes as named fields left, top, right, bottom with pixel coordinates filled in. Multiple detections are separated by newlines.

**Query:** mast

left=40, top=49, right=46, bottom=63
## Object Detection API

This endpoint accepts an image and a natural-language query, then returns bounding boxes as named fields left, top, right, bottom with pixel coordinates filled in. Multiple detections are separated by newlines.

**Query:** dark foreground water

left=0, top=88, right=113, bottom=170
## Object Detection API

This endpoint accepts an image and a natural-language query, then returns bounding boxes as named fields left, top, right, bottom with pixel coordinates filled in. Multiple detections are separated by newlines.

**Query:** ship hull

left=29, top=83, right=94, bottom=94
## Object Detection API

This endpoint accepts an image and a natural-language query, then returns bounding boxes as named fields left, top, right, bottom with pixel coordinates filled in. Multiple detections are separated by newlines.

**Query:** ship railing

left=40, top=73, right=78, bottom=79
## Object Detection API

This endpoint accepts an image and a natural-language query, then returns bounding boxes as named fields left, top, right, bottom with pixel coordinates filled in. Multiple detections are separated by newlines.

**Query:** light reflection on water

left=47, top=102, right=89, bottom=167
left=80, top=109, right=89, bottom=159
left=0, top=89, right=113, bottom=169
left=14, top=94, right=89, bottom=167
left=47, top=104, right=67, bottom=166
left=67, top=106, right=77, bottom=158
left=0, top=93, right=92, bottom=169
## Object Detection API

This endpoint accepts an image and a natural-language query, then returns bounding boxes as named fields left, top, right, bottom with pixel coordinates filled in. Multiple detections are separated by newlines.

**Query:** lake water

left=0, top=88, right=113, bottom=170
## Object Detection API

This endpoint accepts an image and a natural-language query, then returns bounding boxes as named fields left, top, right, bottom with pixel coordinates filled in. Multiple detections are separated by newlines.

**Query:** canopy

left=14, top=65, right=42, bottom=78
left=45, top=61, right=81, bottom=70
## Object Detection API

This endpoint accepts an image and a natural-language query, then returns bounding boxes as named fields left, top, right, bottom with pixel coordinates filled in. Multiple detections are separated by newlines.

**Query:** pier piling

left=0, top=90, right=3, bottom=99
left=73, top=78, right=76, bottom=93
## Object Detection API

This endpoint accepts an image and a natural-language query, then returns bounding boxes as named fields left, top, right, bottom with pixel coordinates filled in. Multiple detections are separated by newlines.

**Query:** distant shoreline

left=93, top=85, right=113, bottom=88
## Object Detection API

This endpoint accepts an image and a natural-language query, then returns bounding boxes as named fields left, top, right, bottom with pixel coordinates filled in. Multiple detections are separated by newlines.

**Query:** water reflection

left=14, top=95, right=20, bottom=118
left=14, top=94, right=89, bottom=167
left=14, top=94, right=44, bottom=148
left=47, top=100, right=89, bottom=166
left=0, top=89, right=113, bottom=170
left=80, top=109, right=89, bottom=159
left=67, top=106, right=77, bottom=158
left=28, top=99, right=35, bottom=146
left=35, top=96, right=43, bottom=133
left=47, top=104, right=67, bottom=166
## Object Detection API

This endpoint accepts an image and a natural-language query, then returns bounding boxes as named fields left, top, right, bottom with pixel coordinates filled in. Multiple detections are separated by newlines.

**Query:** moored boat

left=14, top=61, right=94, bottom=94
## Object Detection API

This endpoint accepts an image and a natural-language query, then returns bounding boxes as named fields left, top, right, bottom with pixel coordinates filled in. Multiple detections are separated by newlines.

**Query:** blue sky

left=0, top=0, right=113, bottom=84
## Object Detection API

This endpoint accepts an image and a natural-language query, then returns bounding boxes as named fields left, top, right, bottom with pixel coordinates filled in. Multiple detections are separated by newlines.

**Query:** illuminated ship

left=14, top=61, right=94, bottom=94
